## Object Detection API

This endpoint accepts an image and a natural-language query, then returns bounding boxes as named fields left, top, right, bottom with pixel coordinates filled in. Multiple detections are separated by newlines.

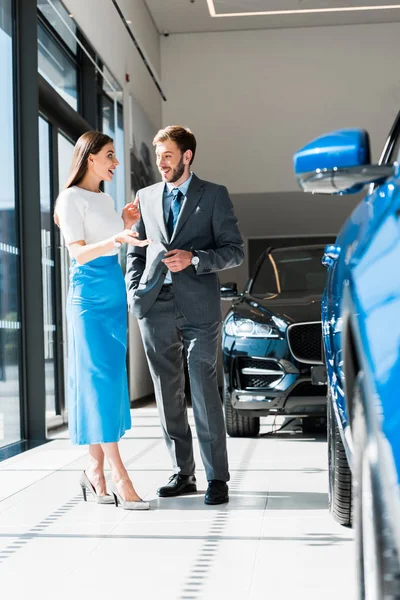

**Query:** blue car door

left=348, top=170, right=400, bottom=483
left=324, top=199, right=369, bottom=430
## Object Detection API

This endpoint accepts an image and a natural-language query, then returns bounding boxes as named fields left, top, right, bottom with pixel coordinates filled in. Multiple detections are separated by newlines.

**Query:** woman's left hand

left=122, top=197, right=140, bottom=228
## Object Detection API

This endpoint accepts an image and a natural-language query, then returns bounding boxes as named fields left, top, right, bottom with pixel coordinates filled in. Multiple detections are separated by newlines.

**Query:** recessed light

left=207, top=0, right=400, bottom=18
left=126, top=19, right=132, bottom=24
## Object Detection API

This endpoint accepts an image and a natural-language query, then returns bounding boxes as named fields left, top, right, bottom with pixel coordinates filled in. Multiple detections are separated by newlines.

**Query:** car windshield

left=250, top=246, right=326, bottom=297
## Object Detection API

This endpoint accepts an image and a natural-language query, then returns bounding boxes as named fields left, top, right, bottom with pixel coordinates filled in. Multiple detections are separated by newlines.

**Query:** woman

left=55, top=131, right=151, bottom=510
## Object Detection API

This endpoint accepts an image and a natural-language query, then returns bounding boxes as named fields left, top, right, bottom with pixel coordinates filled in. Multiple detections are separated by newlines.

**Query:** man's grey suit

left=126, top=174, right=244, bottom=482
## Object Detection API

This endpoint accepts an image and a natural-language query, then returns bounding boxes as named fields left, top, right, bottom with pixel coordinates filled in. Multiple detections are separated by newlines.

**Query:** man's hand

left=122, top=197, right=140, bottom=229
left=162, top=250, right=192, bottom=272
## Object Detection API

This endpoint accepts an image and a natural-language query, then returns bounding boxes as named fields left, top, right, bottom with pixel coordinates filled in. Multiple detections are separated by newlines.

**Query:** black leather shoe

left=204, top=480, right=229, bottom=505
left=157, top=474, right=197, bottom=497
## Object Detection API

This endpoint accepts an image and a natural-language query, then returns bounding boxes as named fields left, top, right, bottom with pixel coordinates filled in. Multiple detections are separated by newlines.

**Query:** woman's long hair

left=54, top=130, right=113, bottom=226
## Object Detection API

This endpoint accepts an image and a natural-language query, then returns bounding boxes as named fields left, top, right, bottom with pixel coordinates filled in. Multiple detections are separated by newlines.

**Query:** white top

left=57, top=186, right=123, bottom=256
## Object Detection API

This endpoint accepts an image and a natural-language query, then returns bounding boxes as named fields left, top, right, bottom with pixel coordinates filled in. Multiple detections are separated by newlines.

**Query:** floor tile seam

left=0, top=439, right=88, bottom=470
left=0, top=469, right=67, bottom=505
left=117, top=438, right=163, bottom=471
left=175, top=439, right=260, bottom=600
left=0, top=440, right=88, bottom=481
left=115, top=438, right=164, bottom=497
left=0, top=440, right=161, bottom=561
left=0, top=492, right=83, bottom=566
left=245, top=472, right=270, bottom=593
left=0, top=438, right=163, bottom=495
left=0, top=531, right=356, bottom=544
left=65, top=515, right=129, bottom=578
left=0, top=442, right=94, bottom=503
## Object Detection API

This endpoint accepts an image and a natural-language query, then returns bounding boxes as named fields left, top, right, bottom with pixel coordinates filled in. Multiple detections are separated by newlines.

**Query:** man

left=126, top=126, right=244, bottom=505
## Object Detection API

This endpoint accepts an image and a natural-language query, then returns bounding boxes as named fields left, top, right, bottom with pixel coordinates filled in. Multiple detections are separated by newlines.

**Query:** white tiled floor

left=0, top=407, right=356, bottom=600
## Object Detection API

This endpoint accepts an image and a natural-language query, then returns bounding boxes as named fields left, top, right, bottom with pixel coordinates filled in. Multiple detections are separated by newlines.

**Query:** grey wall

left=232, top=190, right=360, bottom=238
left=160, top=23, right=394, bottom=289
left=221, top=190, right=362, bottom=289
left=161, top=23, right=400, bottom=194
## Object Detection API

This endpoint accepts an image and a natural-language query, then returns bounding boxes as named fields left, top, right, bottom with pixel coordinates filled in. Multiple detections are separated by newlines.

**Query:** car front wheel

left=223, top=380, right=260, bottom=438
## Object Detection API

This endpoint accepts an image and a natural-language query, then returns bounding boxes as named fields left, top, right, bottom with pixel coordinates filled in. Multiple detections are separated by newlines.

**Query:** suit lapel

left=149, top=182, right=169, bottom=242
left=171, top=175, right=205, bottom=242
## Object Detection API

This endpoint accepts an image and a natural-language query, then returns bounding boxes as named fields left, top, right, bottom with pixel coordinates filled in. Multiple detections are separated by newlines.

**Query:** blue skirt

left=66, top=255, right=131, bottom=445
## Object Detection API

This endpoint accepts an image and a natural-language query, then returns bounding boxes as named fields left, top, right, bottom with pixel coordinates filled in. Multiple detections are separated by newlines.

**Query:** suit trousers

left=138, top=285, right=230, bottom=482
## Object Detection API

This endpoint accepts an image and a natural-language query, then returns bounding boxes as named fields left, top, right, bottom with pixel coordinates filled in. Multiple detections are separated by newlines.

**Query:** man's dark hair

left=153, top=125, right=196, bottom=165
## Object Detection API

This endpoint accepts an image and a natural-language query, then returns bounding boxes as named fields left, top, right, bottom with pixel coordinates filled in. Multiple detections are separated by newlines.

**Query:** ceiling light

left=207, top=0, right=400, bottom=18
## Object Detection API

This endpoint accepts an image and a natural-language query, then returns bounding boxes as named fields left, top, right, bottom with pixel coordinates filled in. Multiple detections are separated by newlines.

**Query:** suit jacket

left=125, top=174, right=244, bottom=324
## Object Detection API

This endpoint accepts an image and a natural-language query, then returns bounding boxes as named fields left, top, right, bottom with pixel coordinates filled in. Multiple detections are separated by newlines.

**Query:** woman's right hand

left=115, top=230, right=151, bottom=247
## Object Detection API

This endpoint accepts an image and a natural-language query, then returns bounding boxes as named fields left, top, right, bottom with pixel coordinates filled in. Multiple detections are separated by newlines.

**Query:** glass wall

left=103, top=100, right=125, bottom=212
left=38, top=116, right=57, bottom=421
left=102, top=66, right=124, bottom=215
left=38, top=21, right=78, bottom=110
left=37, top=0, right=77, bottom=54
left=0, top=0, right=22, bottom=447
left=57, top=131, right=74, bottom=421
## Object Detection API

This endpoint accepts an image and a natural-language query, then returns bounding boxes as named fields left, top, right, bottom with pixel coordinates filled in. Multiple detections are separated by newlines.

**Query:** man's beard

left=164, top=157, right=185, bottom=183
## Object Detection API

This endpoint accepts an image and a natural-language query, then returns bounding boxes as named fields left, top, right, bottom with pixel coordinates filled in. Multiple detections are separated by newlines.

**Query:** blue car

left=294, top=119, right=400, bottom=598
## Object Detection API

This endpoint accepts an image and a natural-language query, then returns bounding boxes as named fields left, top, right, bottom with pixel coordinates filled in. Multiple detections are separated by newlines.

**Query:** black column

left=15, top=0, right=47, bottom=442
left=79, top=43, right=99, bottom=129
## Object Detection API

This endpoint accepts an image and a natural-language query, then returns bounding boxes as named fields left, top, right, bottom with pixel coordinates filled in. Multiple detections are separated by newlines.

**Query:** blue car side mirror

left=293, top=128, right=393, bottom=195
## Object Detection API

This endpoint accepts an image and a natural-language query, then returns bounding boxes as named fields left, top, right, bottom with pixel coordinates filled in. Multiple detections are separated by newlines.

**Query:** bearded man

left=126, top=125, right=244, bottom=505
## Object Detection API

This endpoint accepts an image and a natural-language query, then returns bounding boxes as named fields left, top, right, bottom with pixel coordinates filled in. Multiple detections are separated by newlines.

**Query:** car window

left=250, top=246, right=326, bottom=296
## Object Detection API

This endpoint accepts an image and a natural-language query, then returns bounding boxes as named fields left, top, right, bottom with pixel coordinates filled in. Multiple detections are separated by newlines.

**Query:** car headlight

left=224, top=316, right=280, bottom=338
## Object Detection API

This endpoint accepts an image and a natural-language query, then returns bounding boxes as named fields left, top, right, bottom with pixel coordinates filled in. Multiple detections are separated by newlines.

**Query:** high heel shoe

left=79, top=471, right=115, bottom=504
left=109, top=480, right=150, bottom=510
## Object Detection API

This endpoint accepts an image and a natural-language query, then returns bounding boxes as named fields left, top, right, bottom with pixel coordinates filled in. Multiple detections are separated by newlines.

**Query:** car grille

left=235, top=357, right=284, bottom=390
left=287, top=322, right=323, bottom=364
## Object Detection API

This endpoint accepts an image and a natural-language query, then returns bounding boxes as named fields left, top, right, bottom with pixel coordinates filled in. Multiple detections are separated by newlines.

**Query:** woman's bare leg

left=86, top=444, right=108, bottom=496
left=101, top=442, right=142, bottom=502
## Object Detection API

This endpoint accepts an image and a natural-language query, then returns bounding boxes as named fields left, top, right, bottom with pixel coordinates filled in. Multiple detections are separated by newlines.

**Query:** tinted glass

left=39, top=117, right=57, bottom=419
left=251, top=246, right=326, bottom=296
left=58, top=131, right=75, bottom=190
left=102, top=94, right=116, bottom=201
left=58, top=132, right=75, bottom=412
left=38, top=21, right=78, bottom=109
left=103, top=98, right=124, bottom=214
left=37, top=0, right=77, bottom=54
left=0, top=0, right=22, bottom=447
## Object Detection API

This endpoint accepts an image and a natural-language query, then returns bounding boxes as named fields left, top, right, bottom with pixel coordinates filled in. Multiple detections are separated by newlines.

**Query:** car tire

left=327, top=389, right=352, bottom=527
left=352, top=380, right=400, bottom=600
left=223, top=381, right=260, bottom=438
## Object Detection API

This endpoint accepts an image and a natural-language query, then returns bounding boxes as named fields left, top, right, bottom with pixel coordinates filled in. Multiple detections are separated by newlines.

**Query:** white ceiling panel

left=144, top=0, right=400, bottom=33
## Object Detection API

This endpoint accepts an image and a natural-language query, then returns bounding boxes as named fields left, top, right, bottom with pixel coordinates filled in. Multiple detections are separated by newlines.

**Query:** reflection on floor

left=0, top=407, right=355, bottom=600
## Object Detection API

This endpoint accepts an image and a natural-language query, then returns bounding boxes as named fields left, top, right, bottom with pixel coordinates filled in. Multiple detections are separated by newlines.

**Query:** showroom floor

left=0, top=406, right=355, bottom=600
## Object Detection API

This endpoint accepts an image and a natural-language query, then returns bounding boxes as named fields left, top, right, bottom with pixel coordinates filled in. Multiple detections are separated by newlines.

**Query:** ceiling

left=144, top=0, right=400, bottom=34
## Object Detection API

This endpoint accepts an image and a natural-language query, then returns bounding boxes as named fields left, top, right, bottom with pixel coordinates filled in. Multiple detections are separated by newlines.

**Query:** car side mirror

left=221, top=282, right=238, bottom=300
left=293, top=128, right=393, bottom=194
